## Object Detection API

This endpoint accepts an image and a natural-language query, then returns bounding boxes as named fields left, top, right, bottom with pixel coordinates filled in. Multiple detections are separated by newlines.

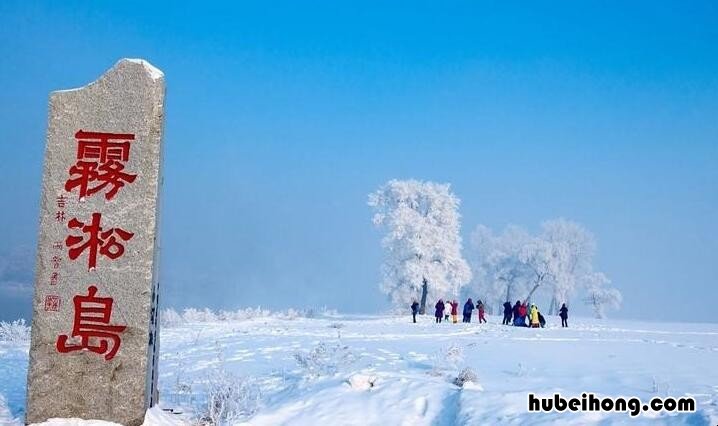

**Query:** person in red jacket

left=518, top=302, right=528, bottom=327
left=450, top=300, right=459, bottom=323
left=477, top=300, right=487, bottom=324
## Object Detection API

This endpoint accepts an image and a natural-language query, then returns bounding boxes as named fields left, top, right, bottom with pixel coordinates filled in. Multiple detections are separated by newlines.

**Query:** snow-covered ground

left=1, top=314, right=717, bottom=425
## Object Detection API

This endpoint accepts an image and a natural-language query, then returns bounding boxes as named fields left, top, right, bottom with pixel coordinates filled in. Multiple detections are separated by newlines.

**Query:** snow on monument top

left=53, top=58, right=164, bottom=94
left=124, top=58, right=164, bottom=79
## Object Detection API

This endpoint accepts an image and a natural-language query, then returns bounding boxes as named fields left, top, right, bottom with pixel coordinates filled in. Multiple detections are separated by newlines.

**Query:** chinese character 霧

left=64, top=130, right=137, bottom=201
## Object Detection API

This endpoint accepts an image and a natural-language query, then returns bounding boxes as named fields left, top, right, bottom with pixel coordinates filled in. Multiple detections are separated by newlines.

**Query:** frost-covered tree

left=583, top=272, right=622, bottom=318
left=470, top=225, right=531, bottom=310
left=470, top=218, right=619, bottom=317
left=519, top=236, right=557, bottom=304
left=541, top=219, right=597, bottom=313
left=369, top=179, right=472, bottom=314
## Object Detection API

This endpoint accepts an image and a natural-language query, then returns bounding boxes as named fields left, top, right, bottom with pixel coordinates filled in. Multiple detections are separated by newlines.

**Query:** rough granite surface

left=26, top=59, right=165, bottom=426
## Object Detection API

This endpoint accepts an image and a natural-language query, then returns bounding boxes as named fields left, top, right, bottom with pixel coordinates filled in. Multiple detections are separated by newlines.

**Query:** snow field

left=2, top=314, right=718, bottom=425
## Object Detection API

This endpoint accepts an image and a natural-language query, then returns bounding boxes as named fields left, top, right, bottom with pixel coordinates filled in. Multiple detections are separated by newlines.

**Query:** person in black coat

left=435, top=299, right=445, bottom=323
left=411, top=300, right=419, bottom=323
left=538, top=311, right=546, bottom=328
left=462, top=298, right=475, bottom=323
left=559, top=303, right=569, bottom=327
left=502, top=301, right=512, bottom=325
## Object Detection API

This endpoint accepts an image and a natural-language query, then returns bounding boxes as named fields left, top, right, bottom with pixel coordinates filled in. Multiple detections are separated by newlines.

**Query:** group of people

left=411, top=298, right=569, bottom=328
left=428, top=298, right=488, bottom=324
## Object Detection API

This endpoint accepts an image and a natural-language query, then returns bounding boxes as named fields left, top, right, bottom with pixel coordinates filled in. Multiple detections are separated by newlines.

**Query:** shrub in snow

left=430, top=343, right=464, bottom=374
left=293, top=341, right=357, bottom=378
left=199, top=370, right=261, bottom=425
left=514, top=362, right=527, bottom=377
left=160, top=308, right=185, bottom=328
left=453, top=367, right=479, bottom=388
left=183, top=308, right=218, bottom=323
left=281, top=308, right=301, bottom=320
left=651, top=376, right=671, bottom=396
left=161, top=306, right=337, bottom=324
left=445, top=344, right=464, bottom=368
left=0, top=319, right=30, bottom=342
left=0, top=393, right=20, bottom=425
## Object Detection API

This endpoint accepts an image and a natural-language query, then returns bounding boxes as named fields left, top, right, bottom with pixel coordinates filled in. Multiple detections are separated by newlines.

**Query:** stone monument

left=26, top=58, right=165, bottom=426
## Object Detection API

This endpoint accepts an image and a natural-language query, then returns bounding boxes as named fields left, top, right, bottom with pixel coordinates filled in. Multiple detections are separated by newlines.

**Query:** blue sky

left=1, top=1, right=716, bottom=322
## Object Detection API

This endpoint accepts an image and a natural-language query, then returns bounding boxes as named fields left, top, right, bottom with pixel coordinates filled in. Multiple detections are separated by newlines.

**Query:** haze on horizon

left=0, top=1, right=716, bottom=322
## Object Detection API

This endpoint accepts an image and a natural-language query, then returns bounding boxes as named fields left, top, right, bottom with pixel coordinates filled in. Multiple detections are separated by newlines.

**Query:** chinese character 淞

left=66, top=212, right=134, bottom=269
left=64, top=130, right=137, bottom=201
left=56, top=285, right=126, bottom=361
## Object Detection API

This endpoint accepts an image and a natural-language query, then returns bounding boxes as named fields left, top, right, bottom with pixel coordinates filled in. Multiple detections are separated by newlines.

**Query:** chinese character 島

left=64, top=130, right=137, bottom=201
left=56, top=285, right=126, bottom=361
left=66, top=212, right=134, bottom=269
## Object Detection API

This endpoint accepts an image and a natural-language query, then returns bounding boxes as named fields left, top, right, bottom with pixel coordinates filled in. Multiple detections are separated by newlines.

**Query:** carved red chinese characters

left=66, top=212, right=134, bottom=270
left=56, top=285, right=127, bottom=361
left=65, top=130, right=137, bottom=201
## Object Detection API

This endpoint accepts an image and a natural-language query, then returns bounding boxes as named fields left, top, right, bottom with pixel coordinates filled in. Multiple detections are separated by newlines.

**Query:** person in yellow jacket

left=529, top=304, right=540, bottom=328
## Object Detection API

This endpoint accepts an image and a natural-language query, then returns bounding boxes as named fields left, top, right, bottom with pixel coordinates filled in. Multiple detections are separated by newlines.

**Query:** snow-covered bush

left=430, top=343, right=465, bottom=375
left=160, top=308, right=185, bottom=328
left=160, top=306, right=338, bottom=324
left=453, top=367, right=479, bottom=387
left=293, top=341, right=358, bottom=378
left=434, top=343, right=464, bottom=370
left=281, top=308, right=302, bottom=320
left=0, top=319, right=30, bottom=342
left=199, top=370, right=261, bottom=425
left=0, top=393, right=20, bottom=425
left=217, top=307, right=271, bottom=321
left=183, top=308, right=218, bottom=323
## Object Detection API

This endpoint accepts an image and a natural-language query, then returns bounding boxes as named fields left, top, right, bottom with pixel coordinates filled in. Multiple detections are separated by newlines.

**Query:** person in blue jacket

left=462, top=298, right=475, bottom=323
